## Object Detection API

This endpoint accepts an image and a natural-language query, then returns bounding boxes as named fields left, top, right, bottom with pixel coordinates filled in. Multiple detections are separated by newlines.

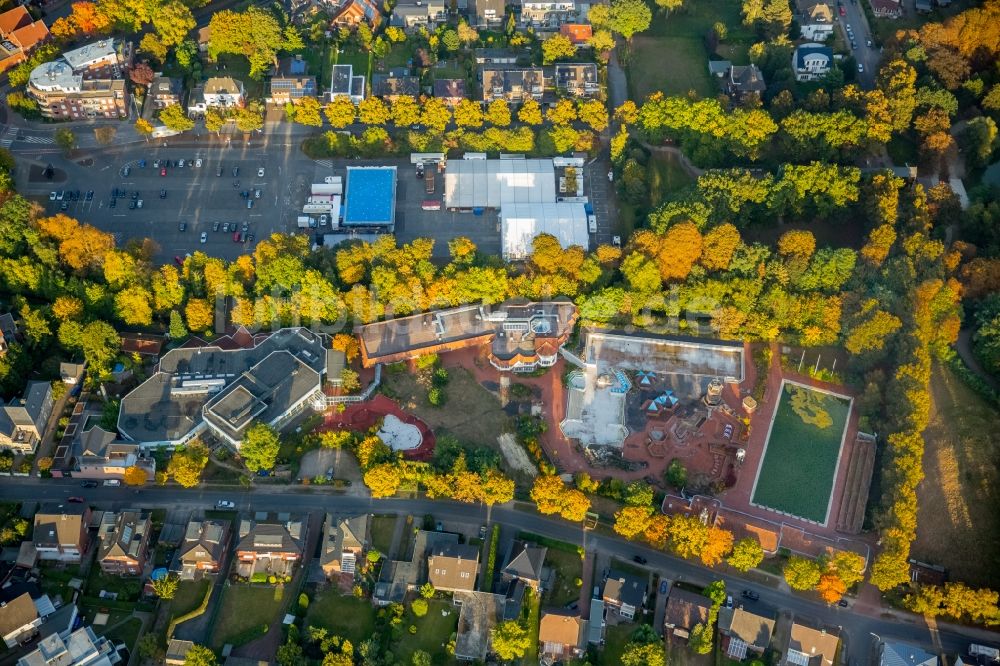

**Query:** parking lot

left=26, top=144, right=611, bottom=262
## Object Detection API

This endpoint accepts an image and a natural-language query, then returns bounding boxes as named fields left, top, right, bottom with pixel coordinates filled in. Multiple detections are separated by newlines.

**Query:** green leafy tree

left=784, top=555, right=822, bottom=591
left=152, top=575, right=179, bottom=599
left=518, top=99, right=543, bottom=125
left=727, top=538, right=765, bottom=572
left=542, top=34, right=576, bottom=63
left=184, top=645, right=217, bottom=666
left=240, top=423, right=280, bottom=473
left=358, top=97, right=390, bottom=125
left=621, top=641, right=666, bottom=666
left=325, top=96, right=357, bottom=128
left=54, top=128, right=76, bottom=153
left=410, top=598, right=428, bottom=617
left=592, top=0, right=651, bottom=42
left=490, top=621, right=531, bottom=661
left=159, top=104, right=195, bottom=132
left=167, top=443, right=210, bottom=487
left=391, top=95, right=421, bottom=127
left=441, top=29, right=460, bottom=51
left=153, top=1, right=195, bottom=46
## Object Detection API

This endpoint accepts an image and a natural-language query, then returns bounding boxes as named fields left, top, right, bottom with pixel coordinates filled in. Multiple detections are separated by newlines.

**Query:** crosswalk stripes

left=315, top=159, right=333, bottom=168
left=21, top=135, right=55, bottom=144
left=0, top=127, right=16, bottom=148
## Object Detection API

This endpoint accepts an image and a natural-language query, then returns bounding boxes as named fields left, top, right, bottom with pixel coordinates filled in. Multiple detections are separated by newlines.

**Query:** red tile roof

left=560, top=23, right=592, bottom=44
left=0, top=7, right=32, bottom=36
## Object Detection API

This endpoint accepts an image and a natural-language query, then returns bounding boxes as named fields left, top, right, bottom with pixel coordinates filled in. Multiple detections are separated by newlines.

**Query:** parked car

left=257, top=167, right=264, bottom=177
left=80, top=480, right=98, bottom=488
left=217, top=166, right=224, bottom=177
left=741, top=589, right=760, bottom=601
left=247, top=199, right=253, bottom=209
left=659, top=580, right=668, bottom=595
left=60, top=202, right=68, bottom=210
left=242, top=222, right=249, bottom=232
left=195, top=158, right=203, bottom=167
left=179, top=222, right=187, bottom=231
left=212, top=222, right=220, bottom=232
left=858, top=63, right=864, bottom=73
left=178, top=159, right=185, bottom=168
left=153, top=160, right=160, bottom=168
left=136, top=199, right=143, bottom=208
left=246, top=233, right=255, bottom=243
left=132, top=191, right=138, bottom=200
left=86, top=190, right=93, bottom=201
left=838, top=599, right=849, bottom=607
left=160, top=167, right=167, bottom=176
left=67, top=497, right=85, bottom=503
left=200, top=232, right=207, bottom=244
left=479, top=525, right=487, bottom=538
left=839, top=5, right=845, bottom=14
left=233, top=231, right=240, bottom=242
left=216, top=500, right=236, bottom=509
left=725, top=595, right=734, bottom=609
left=415, top=162, right=424, bottom=179
left=632, top=555, right=648, bottom=565
left=254, top=189, right=261, bottom=199
left=160, top=189, right=166, bottom=199
left=49, top=192, right=56, bottom=200
left=232, top=167, right=239, bottom=177
left=128, top=201, right=136, bottom=210
left=222, top=222, right=230, bottom=232
left=123, top=166, right=130, bottom=177
left=56, top=191, right=64, bottom=200
left=109, top=198, right=116, bottom=208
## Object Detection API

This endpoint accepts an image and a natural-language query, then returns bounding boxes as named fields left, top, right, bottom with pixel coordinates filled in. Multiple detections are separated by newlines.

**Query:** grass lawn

left=647, top=152, right=695, bottom=209
left=542, top=549, right=583, bottom=607
left=170, top=580, right=211, bottom=619
left=600, top=624, right=634, bottom=664
left=202, top=54, right=264, bottom=99
left=751, top=382, right=851, bottom=523
left=371, top=515, right=397, bottom=555
left=382, top=366, right=513, bottom=452
left=105, top=617, right=143, bottom=651
left=211, top=585, right=285, bottom=649
left=912, top=363, right=1000, bottom=587
left=85, top=571, right=141, bottom=601
left=305, top=591, right=376, bottom=646
left=394, top=599, right=458, bottom=665
left=627, top=0, right=751, bottom=100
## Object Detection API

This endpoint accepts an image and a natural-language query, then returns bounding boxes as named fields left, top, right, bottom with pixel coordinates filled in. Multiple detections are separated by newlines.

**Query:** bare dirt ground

left=912, top=363, right=1000, bottom=587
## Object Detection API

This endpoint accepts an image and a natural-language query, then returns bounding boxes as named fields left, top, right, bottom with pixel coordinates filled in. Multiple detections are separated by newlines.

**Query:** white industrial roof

left=29, top=61, right=81, bottom=92
left=444, top=159, right=556, bottom=209
left=500, top=202, right=589, bottom=260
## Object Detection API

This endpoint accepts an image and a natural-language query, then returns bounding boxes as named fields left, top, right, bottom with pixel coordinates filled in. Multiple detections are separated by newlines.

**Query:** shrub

left=428, top=387, right=445, bottom=406
left=250, top=573, right=268, bottom=583
left=411, top=598, right=428, bottom=617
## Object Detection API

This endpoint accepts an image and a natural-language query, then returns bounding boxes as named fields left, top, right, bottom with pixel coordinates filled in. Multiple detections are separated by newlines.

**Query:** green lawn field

left=751, top=382, right=851, bottom=523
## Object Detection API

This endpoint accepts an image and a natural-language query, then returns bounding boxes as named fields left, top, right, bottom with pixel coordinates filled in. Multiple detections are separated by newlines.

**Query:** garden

left=304, top=591, right=376, bottom=645
left=210, top=585, right=286, bottom=649
left=751, top=381, right=851, bottom=523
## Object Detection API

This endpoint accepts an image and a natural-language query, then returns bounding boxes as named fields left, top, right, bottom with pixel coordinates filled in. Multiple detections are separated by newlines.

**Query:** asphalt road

left=838, top=0, right=880, bottom=88
left=2, top=478, right=996, bottom=663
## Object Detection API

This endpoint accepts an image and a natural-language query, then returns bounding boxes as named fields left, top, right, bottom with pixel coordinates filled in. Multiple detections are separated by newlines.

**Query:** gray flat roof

left=119, top=328, right=326, bottom=444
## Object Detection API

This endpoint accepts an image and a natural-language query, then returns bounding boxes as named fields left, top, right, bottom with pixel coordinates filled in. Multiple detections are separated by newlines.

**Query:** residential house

left=453, top=591, right=505, bottom=661
left=433, top=79, right=467, bottom=106
left=469, top=0, right=504, bottom=27
left=0, top=381, right=54, bottom=455
left=520, top=0, right=577, bottom=27
left=74, top=425, right=155, bottom=481
left=663, top=587, right=710, bottom=641
left=719, top=607, right=775, bottom=660
left=33, top=503, right=92, bottom=562
left=270, top=76, right=317, bottom=104
left=785, top=623, right=839, bottom=666
left=427, top=543, right=479, bottom=593
left=500, top=541, right=546, bottom=591
left=27, top=40, right=127, bottom=120
left=538, top=612, right=585, bottom=662
left=553, top=63, right=600, bottom=97
left=330, top=63, right=366, bottom=104
left=165, top=640, right=195, bottom=666
left=559, top=23, right=592, bottom=46
left=372, top=71, right=420, bottom=101
left=0, top=6, right=49, bottom=75
left=173, top=519, right=230, bottom=579
left=877, top=640, right=938, bottom=666
left=792, top=43, right=833, bottom=82
left=0, top=313, right=16, bottom=345
left=723, top=64, right=766, bottom=99
left=474, top=48, right=518, bottom=65
left=602, top=570, right=647, bottom=621
left=869, top=0, right=903, bottom=18
left=481, top=67, right=544, bottom=102
left=147, top=76, right=181, bottom=110
left=59, top=362, right=85, bottom=385
left=97, top=510, right=152, bottom=575
left=235, top=513, right=305, bottom=578
left=188, top=76, right=245, bottom=115
left=330, top=0, right=382, bottom=28
left=391, top=0, right=447, bottom=29
left=196, top=26, right=211, bottom=52
left=319, top=513, right=369, bottom=579
left=17, top=626, right=121, bottom=666
left=374, top=530, right=457, bottom=606
left=795, top=0, right=834, bottom=40
left=0, top=592, right=42, bottom=648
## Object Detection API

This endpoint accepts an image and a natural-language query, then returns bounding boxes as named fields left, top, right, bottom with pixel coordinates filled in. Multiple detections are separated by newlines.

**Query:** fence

left=321, top=364, right=382, bottom=407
